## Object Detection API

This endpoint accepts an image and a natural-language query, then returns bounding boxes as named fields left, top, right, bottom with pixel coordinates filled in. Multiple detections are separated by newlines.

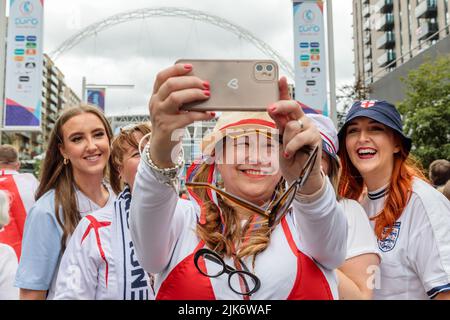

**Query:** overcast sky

left=35, top=0, right=354, bottom=116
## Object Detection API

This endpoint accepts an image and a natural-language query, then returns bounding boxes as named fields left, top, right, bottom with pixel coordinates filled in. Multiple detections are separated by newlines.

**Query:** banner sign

left=87, top=88, right=106, bottom=112
left=3, top=0, right=44, bottom=131
left=293, top=0, right=328, bottom=115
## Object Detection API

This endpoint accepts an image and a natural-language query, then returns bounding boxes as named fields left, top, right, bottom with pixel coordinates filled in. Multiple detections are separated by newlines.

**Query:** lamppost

left=0, top=0, right=7, bottom=144
left=326, top=0, right=337, bottom=127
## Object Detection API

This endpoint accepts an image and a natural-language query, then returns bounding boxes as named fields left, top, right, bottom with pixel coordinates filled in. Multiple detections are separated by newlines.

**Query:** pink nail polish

left=203, top=81, right=210, bottom=90
left=203, top=90, right=210, bottom=97
left=184, top=64, right=193, bottom=70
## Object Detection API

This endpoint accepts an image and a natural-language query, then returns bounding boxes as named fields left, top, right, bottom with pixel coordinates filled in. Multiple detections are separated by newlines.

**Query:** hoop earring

left=63, top=158, right=69, bottom=165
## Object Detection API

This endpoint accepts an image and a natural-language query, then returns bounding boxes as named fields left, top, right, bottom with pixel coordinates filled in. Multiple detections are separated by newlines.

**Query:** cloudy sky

left=36, top=0, right=354, bottom=116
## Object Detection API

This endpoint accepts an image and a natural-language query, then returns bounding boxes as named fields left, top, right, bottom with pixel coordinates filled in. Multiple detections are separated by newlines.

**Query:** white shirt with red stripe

left=130, top=159, right=348, bottom=300
left=361, top=178, right=450, bottom=299
left=0, top=169, right=39, bottom=259
left=54, top=187, right=154, bottom=300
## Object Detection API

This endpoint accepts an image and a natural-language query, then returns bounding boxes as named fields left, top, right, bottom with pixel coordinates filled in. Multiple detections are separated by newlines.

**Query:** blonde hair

left=191, top=162, right=284, bottom=269
left=36, top=104, right=116, bottom=252
left=0, top=190, right=11, bottom=228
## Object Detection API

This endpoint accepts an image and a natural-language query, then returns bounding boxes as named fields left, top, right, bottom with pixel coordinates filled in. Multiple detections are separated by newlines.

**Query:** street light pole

left=326, top=0, right=337, bottom=127
left=0, top=0, right=7, bottom=144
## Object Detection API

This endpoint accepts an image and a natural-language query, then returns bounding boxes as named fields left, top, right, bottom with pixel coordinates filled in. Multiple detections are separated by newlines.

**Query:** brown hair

left=429, top=159, right=450, bottom=187
left=323, top=153, right=341, bottom=200
left=36, top=104, right=117, bottom=251
left=0, top=144, right=19, bottom=165
left=338, top=132, right=428, bottom=239
left=109, top=123, right=152, bottom=194
left=191, top=162, right=284, bottom=269
left=441, top=180, right=450, bottom=201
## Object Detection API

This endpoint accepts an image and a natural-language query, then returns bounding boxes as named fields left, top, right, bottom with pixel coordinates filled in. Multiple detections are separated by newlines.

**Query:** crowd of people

left=0, top=63, right=449, bottom=300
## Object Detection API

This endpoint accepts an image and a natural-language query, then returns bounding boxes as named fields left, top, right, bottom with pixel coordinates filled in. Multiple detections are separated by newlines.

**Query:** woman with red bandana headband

left=129, top=63, right=348, bottom=300
left=338, top=100, right=450, bottom=300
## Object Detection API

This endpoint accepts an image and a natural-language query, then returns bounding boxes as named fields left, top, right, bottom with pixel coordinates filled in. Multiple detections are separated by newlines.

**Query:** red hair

left=338, top=134, right=428, bottom=239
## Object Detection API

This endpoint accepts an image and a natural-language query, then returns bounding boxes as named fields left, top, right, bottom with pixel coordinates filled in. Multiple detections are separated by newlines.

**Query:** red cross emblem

left=81, top=215, right=111, bottom=287
left=360, top=100, right=377, bottom=108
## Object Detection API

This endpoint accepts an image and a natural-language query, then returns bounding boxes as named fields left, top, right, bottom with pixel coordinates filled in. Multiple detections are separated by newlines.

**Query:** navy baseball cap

left=338, top=100, right=412, bottom=153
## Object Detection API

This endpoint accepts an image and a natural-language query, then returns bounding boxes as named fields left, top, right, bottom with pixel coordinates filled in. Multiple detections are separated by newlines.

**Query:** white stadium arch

left=49, top=7, right=294, bottom=78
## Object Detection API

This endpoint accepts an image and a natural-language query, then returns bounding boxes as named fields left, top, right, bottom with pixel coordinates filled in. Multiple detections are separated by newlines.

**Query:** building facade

left=353, top=0, right=449, bottom=86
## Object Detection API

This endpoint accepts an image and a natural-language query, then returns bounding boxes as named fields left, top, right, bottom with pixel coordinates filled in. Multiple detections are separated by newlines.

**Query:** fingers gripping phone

left=176, top=59, right=279, bottom=111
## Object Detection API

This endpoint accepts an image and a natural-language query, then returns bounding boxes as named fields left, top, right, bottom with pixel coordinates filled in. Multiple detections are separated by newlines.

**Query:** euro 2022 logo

left=19, top=1, right=34, bottom=16
left=302, top=9, right=315, bottom=23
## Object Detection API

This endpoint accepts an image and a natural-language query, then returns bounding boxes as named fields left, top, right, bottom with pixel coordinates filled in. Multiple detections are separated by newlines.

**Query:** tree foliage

left=397, top=55, right=450, bottom=169
left=336, top=76, right=371, bottom=130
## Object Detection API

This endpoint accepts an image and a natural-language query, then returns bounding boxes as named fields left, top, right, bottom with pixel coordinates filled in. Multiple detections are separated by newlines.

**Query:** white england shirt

left=361, top=178, right=450, bottom=299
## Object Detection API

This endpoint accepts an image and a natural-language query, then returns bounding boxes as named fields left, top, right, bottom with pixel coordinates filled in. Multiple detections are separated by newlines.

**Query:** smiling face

left=216, top=133, right=282, bottom=206
left=118, top=132, right=145, bottom=191
left=59, top=112, right=111, bottom=183
left=345, top=117, right=400, bottom=190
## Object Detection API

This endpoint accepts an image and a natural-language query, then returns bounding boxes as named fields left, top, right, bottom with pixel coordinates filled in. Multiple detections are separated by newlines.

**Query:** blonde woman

left=129, top=64, right=347, bottom=299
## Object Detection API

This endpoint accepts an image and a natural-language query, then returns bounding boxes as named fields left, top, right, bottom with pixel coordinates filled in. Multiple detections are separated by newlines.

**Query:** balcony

left=416, top=22, right=438, bottom=40
left=376, top=0, right=393, bottom=13
left=362, top=6, right=371, bottom=17
left=377, top=50, right=396, bottom=67
left=363, top=19, right=371, bottom=30
left=365, top=61, right=373, bottom=72
left=376, top=31, right=396, bottom=49
left=376, top=13, right=394, bottom=31
left=49, top=102, right=58, bottom=114
left=363, top=33, right=371, bottom=44
left=50, top=74, right=59, bottom=86
left=415, top=0, right=437, bottom=19
left=364, top=47, right=372, bottom=58
left=50, top=93, right=58, bottom=104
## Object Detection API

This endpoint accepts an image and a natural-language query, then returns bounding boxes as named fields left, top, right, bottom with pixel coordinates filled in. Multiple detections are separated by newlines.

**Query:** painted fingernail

left=283, top=152, right=290, bottom=159
left=268, top=104, right=277, bottom=112
left=203, top=81, right=210, bottom=90
left=210, top=112, right=216, bottom=117
left=203, top=90, right=210, bottom=97
left=184, top=64, right=193, bottom=70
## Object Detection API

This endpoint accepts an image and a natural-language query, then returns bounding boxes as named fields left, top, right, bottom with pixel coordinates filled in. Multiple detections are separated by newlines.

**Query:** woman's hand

left=267, top=77, right=323, bottom=195
left=149, top=63, right=215, bottom=168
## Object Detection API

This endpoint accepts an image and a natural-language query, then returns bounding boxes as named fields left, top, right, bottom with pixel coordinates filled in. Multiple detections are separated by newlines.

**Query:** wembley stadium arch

left=49, top=7, right=294, bottom=78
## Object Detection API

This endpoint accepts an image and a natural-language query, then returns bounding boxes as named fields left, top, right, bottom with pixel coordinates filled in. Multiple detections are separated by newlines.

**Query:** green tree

left=336, top=76, right=371, bottom=130
left=397, top=55, right=450, bottom=169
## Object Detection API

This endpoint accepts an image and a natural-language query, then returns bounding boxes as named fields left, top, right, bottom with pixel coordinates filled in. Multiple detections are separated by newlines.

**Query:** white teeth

left=358, top=148, right=376, bottom=155
left=85, top=155, right=100, bottom=161
left=244, top=169, right=272, bottom=175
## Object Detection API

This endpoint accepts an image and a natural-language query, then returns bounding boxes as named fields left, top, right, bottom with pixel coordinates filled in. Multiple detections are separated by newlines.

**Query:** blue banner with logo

left=87, top=87, right=106, bottom=112
left=3, top=0, right=44, bottom=131
left=293, top=0, right=328, bottom=115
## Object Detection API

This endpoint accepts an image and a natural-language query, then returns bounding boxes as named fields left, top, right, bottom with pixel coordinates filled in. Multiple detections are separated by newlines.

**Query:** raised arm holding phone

left=129, top=61, right=348, bottom=300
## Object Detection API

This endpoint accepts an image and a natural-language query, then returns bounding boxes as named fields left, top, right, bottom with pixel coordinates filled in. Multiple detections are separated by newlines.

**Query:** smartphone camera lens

left=256, top=64, right=263, bottom=72
left=266, top=64, right=273, bottom=72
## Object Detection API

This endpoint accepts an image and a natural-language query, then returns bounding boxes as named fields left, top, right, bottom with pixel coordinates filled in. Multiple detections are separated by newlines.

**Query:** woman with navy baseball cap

left=338, top=100, right=450, bottom=300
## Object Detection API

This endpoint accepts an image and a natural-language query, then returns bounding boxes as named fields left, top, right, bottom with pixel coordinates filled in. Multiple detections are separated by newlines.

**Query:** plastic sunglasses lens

left=269, top=185, right=296, bottom=227
left=229, top=271, right=259, bottom=296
